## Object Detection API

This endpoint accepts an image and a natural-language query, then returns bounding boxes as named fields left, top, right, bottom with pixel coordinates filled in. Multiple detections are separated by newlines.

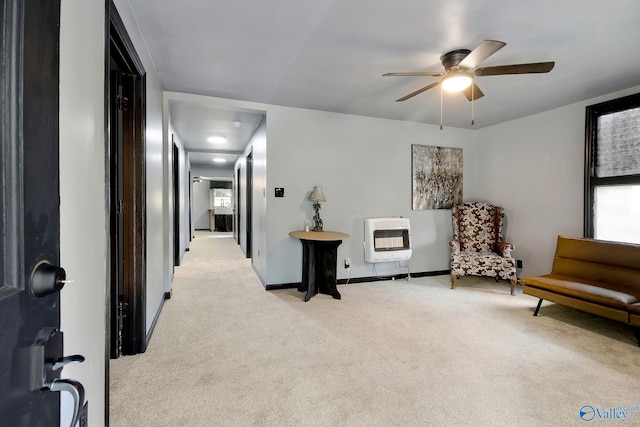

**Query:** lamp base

left=312, top=202, right=323, bottom=231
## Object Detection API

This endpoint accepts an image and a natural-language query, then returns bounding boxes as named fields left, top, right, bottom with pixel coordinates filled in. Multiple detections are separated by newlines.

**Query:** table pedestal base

left=298, top=239, right=342, bottom=302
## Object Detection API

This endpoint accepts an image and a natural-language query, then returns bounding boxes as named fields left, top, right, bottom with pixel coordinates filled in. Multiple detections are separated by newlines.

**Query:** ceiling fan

left=383, top=40, right=555, bottom=103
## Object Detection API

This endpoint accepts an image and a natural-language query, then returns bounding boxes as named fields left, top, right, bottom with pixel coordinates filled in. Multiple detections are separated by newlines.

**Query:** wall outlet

left=516, top=259, right=523, bottom=269
left=344, top=258, right=351, bottom=269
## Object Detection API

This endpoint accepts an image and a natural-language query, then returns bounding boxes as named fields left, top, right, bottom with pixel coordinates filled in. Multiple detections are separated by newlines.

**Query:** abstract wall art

left=412, top=144, right=462, bottom=210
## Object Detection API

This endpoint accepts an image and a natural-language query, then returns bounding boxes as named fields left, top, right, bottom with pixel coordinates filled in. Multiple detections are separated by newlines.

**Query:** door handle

left=27, top=328, right=88, bottom=426
left=53, top=354, right=85, bottom=371
left=49, top=378, right=85, bottom=427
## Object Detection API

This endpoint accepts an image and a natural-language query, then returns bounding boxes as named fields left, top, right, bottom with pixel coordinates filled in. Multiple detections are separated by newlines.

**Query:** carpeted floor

left=109, top=231, right=640, bottom=426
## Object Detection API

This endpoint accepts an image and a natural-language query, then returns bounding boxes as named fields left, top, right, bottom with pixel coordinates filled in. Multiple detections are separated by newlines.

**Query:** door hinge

left=117, top=302, right=129, bottom=319
left=116, top=95, right=129, bottom=111
left=115, top=199, right=123, bottom=214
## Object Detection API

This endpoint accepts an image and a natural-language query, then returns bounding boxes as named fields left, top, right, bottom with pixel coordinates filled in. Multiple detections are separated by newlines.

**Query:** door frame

left=105, top=0, right=147, bottom=361
left=172, top=138, right=180, bottom=266
left=245, top=150, right=253, bottom=258
left=235, top=166, right=241, bottom=244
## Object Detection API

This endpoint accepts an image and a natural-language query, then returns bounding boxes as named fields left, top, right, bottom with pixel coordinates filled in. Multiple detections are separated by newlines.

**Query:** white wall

left=264, top=107, right=476, bottom=284
left=167, top=92, right=476, bottom=287
left=59, top=1, right=106, bottom=425
left=166, top=86, right=640, bottom=289
left=60, top=2, right=169, bottom=425
left=191, top=164, right=234, bottom=179
left=235, top=117, right=267, bottom=271
left=476, top=84, right=640, bottom=277
left=192, top=180, right=211, bottom=230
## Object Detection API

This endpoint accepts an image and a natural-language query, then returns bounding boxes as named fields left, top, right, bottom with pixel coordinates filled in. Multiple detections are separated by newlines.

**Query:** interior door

left=1, top=1, right=86, bottom=425
left=246, top=151, right=253, bottom=258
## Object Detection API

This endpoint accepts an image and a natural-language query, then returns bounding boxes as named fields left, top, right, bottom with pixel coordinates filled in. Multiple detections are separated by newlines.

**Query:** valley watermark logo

left=580, top=405, right=640, bottom=422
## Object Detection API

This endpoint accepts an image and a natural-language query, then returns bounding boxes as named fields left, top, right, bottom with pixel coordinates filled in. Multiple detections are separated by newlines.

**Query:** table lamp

left=309, top=186, right=326, bottom=231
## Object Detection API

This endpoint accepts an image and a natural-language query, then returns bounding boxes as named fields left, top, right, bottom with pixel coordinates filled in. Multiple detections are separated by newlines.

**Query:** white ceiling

left=128, top=0, right=640, bottom=163
left=169, top=101, right=263, bottom=166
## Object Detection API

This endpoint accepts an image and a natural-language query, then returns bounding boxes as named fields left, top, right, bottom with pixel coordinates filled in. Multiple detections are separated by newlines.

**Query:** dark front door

left=1, top=1, right=85, bottom=425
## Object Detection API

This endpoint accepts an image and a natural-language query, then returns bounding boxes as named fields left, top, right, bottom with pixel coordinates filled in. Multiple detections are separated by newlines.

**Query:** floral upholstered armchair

left=449, top=202, right=517, bottom=295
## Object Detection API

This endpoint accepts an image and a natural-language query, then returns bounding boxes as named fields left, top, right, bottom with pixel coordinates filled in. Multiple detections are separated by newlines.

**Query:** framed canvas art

left=412, top=144, right=462, bottom=210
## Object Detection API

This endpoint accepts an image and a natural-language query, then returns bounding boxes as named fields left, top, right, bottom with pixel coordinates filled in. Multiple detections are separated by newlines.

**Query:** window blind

left=596, top=108, right=640, bottom=177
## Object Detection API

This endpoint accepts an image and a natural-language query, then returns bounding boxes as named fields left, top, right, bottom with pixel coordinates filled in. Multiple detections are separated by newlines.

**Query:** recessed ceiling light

left=213, top=158, right=226, bottom=163
left=207, top=136, right=227, bottom=144
left=232, top=120, right=242, bottom=128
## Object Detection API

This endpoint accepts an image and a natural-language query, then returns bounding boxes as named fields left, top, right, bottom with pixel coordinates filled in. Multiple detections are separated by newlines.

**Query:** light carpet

left=109, top=231, right=640, bottom=426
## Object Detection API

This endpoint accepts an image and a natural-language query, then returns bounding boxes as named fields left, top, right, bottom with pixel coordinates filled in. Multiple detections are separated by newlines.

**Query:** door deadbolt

left=31, top=261, right=73, bottom=297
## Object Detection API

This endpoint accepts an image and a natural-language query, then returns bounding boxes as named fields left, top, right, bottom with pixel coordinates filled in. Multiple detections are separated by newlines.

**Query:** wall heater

left=364, top=217, right=412, bottom=263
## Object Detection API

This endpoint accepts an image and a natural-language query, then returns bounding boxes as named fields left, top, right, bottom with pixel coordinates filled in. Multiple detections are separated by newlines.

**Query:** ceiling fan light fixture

left=441, top=71, right=472, bottom=93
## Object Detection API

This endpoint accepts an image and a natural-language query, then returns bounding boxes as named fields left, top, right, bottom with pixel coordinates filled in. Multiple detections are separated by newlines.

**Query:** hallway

left=109, top=231, right=260, bottom=424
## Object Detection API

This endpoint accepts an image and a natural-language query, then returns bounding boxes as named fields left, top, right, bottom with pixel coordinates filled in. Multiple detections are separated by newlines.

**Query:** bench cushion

left=521, top=274, right=640, bottom=309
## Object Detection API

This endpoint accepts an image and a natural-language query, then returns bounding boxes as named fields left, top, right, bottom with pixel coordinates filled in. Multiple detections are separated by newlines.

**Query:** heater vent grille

left=364, top=218, right=412, bottom=263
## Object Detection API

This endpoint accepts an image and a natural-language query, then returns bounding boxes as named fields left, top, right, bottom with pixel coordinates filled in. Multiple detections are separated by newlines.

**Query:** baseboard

left=252, top=264, right=268, bottom=289
left=265, top=283, right=299, bottom=291
left=264, top=270, right=451, bottom=290
left=338, top=269, right=450, bottom=284
left=146, top=292, right=168, bottom=349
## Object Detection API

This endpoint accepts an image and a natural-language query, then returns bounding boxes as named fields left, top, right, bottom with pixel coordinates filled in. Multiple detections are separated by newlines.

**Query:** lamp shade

left=309, top=186, right=326, bottom=202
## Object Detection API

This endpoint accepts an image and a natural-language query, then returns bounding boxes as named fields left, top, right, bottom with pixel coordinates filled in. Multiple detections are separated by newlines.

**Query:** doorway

left=173, top=138, right=181, bottom=266
left=107, top=1, right=147, bottom=358
left=245, top=150, right=253, bottom=258
left=236, top=166, right=241, bottom=244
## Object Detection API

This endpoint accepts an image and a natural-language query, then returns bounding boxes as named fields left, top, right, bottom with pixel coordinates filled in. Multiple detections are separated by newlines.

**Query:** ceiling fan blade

left=396, top=81, right=440, bottom=102
left=383, top=71, right=444, bottom=77
left=474, top=62, right=555, bottom=76
left=462, top=82, right=484, bottom=101
left=458, top=40, right=506, bottom=69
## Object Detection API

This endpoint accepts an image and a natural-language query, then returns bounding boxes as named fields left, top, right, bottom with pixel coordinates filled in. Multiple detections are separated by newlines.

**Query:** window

left=585, top=93, right=640, bottom=244
left=212, top=188, right=232, bottom=208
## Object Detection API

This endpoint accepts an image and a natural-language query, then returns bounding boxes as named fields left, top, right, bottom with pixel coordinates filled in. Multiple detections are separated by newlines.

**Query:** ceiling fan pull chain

left=471, top=81, right=475, bottom=126
left=440, top=85, right=443, bottom=130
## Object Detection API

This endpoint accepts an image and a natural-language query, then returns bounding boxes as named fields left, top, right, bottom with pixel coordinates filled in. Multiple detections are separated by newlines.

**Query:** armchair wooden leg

left=451, top=274, right=456, bottom=290
left=510, top=278, right=516, bottom=295
left=633, top=327, right=640, bottom=347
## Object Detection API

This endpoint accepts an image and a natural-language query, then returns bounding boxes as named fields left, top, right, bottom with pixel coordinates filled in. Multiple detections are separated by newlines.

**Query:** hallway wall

left=59, top=1, right=107, bottom=425
left=59, top=1, right=170, bottom=425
